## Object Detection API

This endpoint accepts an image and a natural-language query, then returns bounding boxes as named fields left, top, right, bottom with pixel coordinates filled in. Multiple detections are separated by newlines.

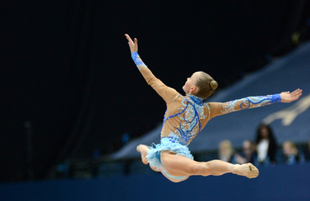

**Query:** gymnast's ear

left=190, top=85, right=198, bottom=94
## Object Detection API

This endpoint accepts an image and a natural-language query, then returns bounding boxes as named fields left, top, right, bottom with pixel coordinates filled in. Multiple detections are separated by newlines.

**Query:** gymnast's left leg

left=136, top=144, right=161, bottom=172
left=136, top=144, right=149, bottom=164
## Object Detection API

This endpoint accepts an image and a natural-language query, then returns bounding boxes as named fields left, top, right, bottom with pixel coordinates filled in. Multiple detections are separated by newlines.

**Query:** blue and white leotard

left=131, top=52, right=281, bottom=180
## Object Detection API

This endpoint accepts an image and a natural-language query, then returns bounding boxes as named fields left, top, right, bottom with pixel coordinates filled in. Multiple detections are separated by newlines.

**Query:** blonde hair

left=195, top=71, right=218, bottom=99
left=283, top=141, right=298, bottom=156
left=219, top=140, right=234, bottom=158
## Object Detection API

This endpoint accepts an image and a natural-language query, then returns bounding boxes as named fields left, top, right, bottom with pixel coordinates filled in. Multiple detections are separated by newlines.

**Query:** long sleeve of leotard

left=131, top=52, right=179, bottom=104
left=207, top=94, right=281, bottom=118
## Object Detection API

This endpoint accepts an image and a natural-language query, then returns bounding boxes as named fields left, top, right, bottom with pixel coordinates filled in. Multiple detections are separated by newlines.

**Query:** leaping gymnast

left=125, top=34, right=302, bottom=183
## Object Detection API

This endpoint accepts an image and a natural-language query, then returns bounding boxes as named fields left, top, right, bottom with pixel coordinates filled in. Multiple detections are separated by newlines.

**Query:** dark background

left=1, top=0, right=309, bottom=182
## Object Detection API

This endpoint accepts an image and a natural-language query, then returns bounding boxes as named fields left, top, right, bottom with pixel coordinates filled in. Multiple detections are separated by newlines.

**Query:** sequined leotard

left=131, top=52, right=281, bottom=179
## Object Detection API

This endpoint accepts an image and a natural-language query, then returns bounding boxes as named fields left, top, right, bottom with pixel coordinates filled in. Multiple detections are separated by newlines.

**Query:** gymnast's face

left=183, top=72, right=200, bottom=95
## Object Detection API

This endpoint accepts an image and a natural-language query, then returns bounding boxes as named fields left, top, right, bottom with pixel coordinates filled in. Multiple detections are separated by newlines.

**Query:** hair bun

left=209, top=80, right=218, bottom=91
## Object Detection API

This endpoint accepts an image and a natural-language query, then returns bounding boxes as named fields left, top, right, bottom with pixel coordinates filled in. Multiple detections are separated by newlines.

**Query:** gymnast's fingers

left=134, top=38, right=138, bottom=52
left=291, top=89, right=302, bottom=96
left=125, top=33, right=134, bottom=44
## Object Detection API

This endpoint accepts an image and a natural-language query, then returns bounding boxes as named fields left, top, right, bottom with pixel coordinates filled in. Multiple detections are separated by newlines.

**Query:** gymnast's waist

left=160, top=136, right=188, bottom=146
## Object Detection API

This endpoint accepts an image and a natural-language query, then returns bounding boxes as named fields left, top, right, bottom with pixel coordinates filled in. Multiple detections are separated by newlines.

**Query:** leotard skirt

left=146, top=137, right=194, bottom=170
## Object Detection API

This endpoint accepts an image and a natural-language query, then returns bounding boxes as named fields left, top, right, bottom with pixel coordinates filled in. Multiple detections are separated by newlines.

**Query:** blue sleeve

left=220, top=94, right=282, bottom=114
left=131, top=51, right=147, bottom=70
left=271, top=94, right=281, bottom=103
left=208, top=94, right=282, bottom=118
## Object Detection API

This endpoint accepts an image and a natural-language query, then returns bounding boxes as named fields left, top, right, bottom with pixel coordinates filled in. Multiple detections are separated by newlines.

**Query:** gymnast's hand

left=280, top=88, right=302, bottom=103
left=125, top=34, right=138, bottom=54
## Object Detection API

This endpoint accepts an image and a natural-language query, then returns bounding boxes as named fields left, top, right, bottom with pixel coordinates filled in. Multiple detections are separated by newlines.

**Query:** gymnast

left=124, top=34, right=302, bottom=183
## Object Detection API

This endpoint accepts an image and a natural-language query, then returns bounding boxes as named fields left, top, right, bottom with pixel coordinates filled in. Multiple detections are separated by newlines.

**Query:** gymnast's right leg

left=160, top=151, right=259, bottom=179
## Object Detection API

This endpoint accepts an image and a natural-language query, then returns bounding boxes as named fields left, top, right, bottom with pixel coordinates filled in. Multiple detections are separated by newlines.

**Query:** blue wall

left=1, top=163, right=310, bottom=201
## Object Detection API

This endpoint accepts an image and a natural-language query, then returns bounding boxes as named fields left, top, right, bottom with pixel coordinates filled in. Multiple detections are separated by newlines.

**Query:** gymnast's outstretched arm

left=208, top=89, right=302, bottom=118
left=125, top=34, right=179, bottom=104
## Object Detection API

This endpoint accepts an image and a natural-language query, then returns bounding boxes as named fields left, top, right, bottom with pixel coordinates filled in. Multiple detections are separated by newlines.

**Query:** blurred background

left=1, top=0, right=310, bottom=200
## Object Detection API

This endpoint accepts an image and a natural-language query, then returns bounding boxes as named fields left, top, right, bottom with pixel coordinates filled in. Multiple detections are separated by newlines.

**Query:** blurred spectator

left=218, top=140, right=236, bottom=163
left=282, top=141, right=300, bottom=165
left=235, top=140, right=257, bottom=164
left=255, top=124, right=277, bottom=166
left=303, top=140, right=310, bottom=161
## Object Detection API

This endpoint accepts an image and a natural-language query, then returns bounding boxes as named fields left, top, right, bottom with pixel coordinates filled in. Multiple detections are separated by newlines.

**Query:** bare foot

left=136, top=144, right=149, bottom=165
left=233, top=163, right=259, bottom=179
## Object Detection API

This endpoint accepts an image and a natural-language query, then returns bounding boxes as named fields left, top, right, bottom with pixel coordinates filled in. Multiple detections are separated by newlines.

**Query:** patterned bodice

left=162, top=95, right=206, bottom=146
